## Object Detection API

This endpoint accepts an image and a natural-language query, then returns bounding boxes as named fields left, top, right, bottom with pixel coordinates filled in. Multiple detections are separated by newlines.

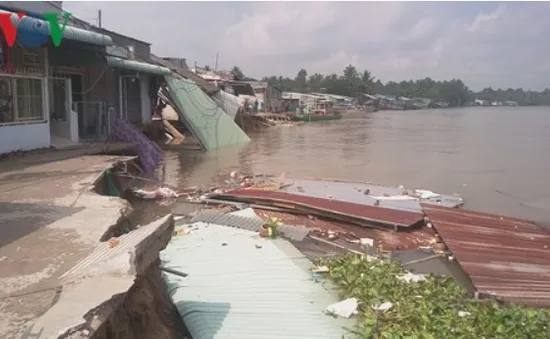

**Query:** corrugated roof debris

left=150, top=54, right=219, bottom=94
left=214, top=189, right=425, bottom=229
left=191, top=208, right=310, bottom=241
left=280, top=178, right=464, bottom=210
left=160, top=222, right=352, bottom=339
left=255, top=209, right=439, bottom=253
left=423, top=204, right=550, bottom=307
left=163, top=75, right=250, bottom=151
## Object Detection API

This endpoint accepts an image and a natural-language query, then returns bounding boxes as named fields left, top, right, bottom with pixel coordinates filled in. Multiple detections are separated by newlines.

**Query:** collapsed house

left=149, top=55, right=251, bottom=151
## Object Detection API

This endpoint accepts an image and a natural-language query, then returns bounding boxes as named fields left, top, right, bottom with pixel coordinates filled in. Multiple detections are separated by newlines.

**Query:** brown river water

left=159, top=106, right=550, bottom=224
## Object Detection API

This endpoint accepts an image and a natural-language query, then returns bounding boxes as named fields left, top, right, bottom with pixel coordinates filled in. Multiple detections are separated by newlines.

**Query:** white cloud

left=63, top=1, right=550, bottom=91
left=466, top=5, right=505, bottom=33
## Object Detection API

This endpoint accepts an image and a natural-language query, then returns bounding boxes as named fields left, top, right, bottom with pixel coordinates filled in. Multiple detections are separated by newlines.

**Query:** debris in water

left=132, top=187, right=180, bottom=200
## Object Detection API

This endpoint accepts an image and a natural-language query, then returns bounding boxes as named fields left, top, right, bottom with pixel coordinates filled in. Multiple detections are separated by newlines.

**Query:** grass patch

left=319, top=254, right=550, bottom=339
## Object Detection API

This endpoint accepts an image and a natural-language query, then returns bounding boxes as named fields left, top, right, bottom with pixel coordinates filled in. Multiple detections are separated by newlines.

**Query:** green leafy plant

left=319, top=254, right=550, bottom=339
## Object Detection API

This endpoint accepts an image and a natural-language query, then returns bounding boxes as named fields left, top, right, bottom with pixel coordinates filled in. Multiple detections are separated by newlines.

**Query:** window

left=16, top=78, right=43, bottom=122
left=0, top=75, right=44, bottom=124
left=0, top=77, right=14, bottom=123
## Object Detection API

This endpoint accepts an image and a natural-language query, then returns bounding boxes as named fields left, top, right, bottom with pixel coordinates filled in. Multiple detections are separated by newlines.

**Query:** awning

left=0, top=10, right=113, bottom=46
left=105, top=56, right=171, bottom=76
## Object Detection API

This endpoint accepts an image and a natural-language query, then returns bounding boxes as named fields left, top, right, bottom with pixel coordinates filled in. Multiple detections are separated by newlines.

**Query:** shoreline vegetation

left=320, top=254, right=550, bottom=339
left=231, top=65, right=550, bottom=107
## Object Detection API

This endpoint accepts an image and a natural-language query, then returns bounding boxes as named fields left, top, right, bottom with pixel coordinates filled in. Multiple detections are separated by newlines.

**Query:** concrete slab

left=0, top=155, right=135, bottom=338
left=28, top=215, right=175, bottom=339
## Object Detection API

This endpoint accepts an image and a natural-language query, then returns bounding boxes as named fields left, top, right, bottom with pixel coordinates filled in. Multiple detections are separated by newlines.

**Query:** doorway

left=120, top=75, right=142, bottom=123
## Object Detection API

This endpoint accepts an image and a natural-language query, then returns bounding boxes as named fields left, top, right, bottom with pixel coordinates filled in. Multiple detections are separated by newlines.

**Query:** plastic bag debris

left=361, top=238, right=374, bottom=247
left=414, top=189, right=441, bottom=199
left=133, top=187, right=180, bottom=200
left=310, top=265, right=330, bottom=273
left=325, top=298, right=358, bottom=318
left=397, top=272, right=426, bottom=283
left=372, top=301, right=393, bottom=311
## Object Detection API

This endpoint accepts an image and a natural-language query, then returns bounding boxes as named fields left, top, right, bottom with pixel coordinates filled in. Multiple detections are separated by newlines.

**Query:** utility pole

left=214, top=52, right=219, bottom=72
left=98, top=10, right=102, bottom=28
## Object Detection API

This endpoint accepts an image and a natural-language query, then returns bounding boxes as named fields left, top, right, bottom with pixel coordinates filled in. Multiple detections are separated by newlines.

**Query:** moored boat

left=290, top=99, right=343, bottom=122
left=290, top=114, right=343, bottom=122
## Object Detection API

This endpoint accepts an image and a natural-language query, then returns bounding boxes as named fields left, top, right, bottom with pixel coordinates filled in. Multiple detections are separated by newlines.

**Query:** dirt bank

left=82, top=163, right=188, bottom=339
left=89, top=262, right=189, bottom=339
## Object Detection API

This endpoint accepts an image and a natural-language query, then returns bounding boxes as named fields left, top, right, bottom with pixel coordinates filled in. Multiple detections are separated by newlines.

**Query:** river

left=160, top=106, right=550, bottom=224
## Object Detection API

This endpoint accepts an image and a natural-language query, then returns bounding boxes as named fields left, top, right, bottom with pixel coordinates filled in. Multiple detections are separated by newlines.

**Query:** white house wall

left=0, top=123, right=50, bottom=154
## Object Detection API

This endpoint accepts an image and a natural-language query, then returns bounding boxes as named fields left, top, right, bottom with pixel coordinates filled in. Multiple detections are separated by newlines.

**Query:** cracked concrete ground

left=0, top=155, right=135, bottom=338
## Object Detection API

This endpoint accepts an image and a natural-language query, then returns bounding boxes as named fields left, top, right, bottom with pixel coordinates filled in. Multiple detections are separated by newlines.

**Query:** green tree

left=247, top=64, right=550, bottom=106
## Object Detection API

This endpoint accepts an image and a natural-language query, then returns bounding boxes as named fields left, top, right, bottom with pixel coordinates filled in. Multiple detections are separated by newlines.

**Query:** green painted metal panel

left=160, top=222, right=352, bottom=339
left=105, top=56, right=171, bottom=76
left=165, top=75, right=250, bottom=150
left=62, top=26, right=113, bottom=46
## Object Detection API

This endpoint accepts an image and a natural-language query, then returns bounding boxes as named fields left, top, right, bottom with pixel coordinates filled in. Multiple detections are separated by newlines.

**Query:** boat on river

left=290, top=114, right=343, bottom=122
left=290, top=99, right=343, bottom=122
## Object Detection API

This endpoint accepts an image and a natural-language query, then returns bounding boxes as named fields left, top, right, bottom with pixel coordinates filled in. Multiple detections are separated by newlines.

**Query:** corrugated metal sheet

left=191, top=209, right=310, bottom=241
left=105, top=56, right=171, bottom=76
left=212, top=90, right=242, bottom=120
left=161, top=222, right=351, bottom=339
left=0, top=10, right=113, bottom=46
left=281, top=178, right=423, bottom=213
left=150, top=54, right=219, bottom=94
left=164, top=75, right=250, bottom=151
left=281, top=178, right=463, bottom=209
left=61, top=215, right=173, bottom=281
left=216, top=189, right=424, bottom=229
left=256, top=209, right=438, bottom=252
left=423, top=204, right=550, bottom=307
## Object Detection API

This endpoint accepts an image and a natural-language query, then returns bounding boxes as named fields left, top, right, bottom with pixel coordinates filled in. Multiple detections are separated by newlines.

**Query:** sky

left=63, top=1, right=550, bottom=91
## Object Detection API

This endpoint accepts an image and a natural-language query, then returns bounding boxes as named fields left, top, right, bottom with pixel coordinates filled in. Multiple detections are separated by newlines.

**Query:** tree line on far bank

left=231, top=65, right=550, bottom=107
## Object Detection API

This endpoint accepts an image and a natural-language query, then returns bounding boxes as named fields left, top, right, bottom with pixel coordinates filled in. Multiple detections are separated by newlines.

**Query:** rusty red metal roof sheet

left=216, top=189, right=424, bottom=229
left=254, top=209, right=438, bottom=252
left=422, top=204, right=550, bottom=307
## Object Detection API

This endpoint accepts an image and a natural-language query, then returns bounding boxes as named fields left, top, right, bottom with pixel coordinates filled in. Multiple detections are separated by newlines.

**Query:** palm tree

left=342, top=65, right=359, bottom=84
left=361, top=70, right=375, bottom=84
